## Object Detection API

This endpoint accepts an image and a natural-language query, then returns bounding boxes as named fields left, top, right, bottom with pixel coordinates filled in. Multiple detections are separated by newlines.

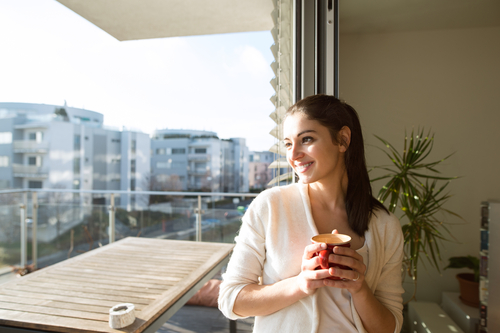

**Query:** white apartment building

left=0, top=102, right=150, bottom=208
left=151, top=129, right=249, bottom=193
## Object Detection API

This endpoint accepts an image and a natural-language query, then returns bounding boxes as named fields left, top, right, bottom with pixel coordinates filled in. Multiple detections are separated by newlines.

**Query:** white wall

left=340, top=26, right=500, bottom=303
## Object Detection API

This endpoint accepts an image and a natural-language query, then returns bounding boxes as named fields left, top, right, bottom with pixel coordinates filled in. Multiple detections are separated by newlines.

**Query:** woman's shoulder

left=253, top=183, right=303, bottom=202
left=369, top=208, right=402, bottom=235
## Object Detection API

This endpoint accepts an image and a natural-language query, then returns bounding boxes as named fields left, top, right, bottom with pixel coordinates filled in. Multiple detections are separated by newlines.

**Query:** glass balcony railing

left=12, top=164, right=49, bottom=177
left=13, top=140, right=49, bottom=153
left=0, top=189, right=258, bottom=272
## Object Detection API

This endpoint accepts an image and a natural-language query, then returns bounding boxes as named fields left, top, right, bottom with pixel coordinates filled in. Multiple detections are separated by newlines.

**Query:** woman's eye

left=302, top=136, right=313, bottom=143
left=284, top=142, right=292, bottom=148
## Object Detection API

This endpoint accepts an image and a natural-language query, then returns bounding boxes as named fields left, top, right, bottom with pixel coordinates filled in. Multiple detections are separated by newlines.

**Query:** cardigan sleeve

left=218, top=193, right=268, bottom=320
left=373, top=212, right=405, bottom=333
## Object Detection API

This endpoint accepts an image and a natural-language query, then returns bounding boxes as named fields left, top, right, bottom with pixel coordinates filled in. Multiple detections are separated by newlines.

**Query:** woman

left=218, top=95, right=404, bottom=333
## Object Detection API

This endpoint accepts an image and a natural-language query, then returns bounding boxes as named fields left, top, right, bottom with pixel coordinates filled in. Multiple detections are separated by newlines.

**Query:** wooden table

left=0, top=237, right=234, bottom=333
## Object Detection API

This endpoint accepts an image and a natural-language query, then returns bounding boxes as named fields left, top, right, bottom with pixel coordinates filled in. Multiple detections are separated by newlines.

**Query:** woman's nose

left=289, top=144, right=303, bottom=161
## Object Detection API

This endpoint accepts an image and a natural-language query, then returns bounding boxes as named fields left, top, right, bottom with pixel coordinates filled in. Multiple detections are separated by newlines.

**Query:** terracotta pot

left=456, top=273, right=479, bottom=307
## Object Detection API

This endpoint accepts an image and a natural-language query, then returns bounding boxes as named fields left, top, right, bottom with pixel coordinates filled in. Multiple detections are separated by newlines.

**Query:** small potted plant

left=444, top=255, right=480, bottom=307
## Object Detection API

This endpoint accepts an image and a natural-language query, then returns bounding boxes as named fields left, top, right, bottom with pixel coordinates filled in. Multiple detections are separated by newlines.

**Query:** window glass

left=156, top=148, right=166, bottom=155
left=195, top=148, right=207, bottom=154
left=0, top=156, right=9, bottom=167
left=28, top=156, right=37, bottom=165
left=0, top=132, right=12, bottom=144
left=172, top=148, right=186, bottom=154
left=28, top=181, right=43, bottom=189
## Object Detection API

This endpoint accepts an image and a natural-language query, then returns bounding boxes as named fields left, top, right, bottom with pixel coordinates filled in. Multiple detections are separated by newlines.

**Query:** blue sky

left=0, top=0, right=277, bottom=151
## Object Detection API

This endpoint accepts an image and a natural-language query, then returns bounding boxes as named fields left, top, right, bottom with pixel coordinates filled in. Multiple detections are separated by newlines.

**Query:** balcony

left=188, top=153, right=210, bottom=162
left=12, top=164, right=48, bottom=178
left=13, top=140, right=49, bottom=153
left=0, top=188, right=256, bottom=332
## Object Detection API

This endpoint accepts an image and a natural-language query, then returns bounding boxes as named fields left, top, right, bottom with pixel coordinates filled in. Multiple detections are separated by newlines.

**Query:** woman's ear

left=338, top=126, right=351, bottom=153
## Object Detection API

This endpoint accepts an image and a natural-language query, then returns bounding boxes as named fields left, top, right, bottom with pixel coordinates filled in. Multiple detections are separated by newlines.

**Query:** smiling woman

left=219, top=94, right=405, bottom=333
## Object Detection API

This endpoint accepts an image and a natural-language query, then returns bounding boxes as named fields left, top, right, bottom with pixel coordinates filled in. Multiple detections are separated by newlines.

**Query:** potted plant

left=444, top=255, right=480, bottom=307
left=370, top=128, right=462, bottom=302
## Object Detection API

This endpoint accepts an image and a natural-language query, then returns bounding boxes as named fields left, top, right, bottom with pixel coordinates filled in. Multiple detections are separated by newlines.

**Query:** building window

left=28, top=181, right=43, bottom=189
left=131, top=159, right=136, bottom=173
left=172, top=148, right=186, bottom=154
left=74, top=135, right=81, bottom=150
left=0, top=132, right=12, bottom=144
left=28, top=156, right=42, bottom=166
left=111, top=139, right=120, bottom=143
left=28, top=131, right=43, bottom=142
left=0, top=156, right=9, bottom=167
left=131, top=140, right=136, bottom=154
left=156, top=148, right=166, bottom=155
left=130, top=178, right=136, bottom=191
left=194, top=148, right=206, bottom=154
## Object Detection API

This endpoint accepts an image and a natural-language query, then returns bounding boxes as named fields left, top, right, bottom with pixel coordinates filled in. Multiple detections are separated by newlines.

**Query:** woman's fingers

left=303, top=242, right=326, bottom=259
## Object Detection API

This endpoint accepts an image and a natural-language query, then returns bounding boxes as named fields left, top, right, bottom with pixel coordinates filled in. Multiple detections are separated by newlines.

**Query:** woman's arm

left=233, top=242, right=334, bottom=317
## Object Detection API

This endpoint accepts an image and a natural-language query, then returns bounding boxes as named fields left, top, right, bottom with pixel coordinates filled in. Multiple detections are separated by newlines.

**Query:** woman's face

left=283, top=112, right=345, bottom=185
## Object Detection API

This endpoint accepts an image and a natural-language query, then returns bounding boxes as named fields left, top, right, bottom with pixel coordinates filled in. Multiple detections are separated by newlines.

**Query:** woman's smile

left=295, top=161, right=314, bottom=172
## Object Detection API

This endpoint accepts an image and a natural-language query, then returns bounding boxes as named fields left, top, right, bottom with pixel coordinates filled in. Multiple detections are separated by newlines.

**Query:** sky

left=0, top=0, right=277, bottom=152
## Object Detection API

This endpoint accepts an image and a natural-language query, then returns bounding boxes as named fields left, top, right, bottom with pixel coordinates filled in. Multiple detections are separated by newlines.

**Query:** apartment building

left=248, top=151, right=275, bottom=190
left=151, top=129, right=249, bottom=193
left=0, top=102, right=150, bottom=208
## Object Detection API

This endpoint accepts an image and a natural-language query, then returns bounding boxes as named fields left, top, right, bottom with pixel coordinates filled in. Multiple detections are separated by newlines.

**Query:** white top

left=218, top=183, right=404, bottom=333
left=317, top=243, right=368, bottom=332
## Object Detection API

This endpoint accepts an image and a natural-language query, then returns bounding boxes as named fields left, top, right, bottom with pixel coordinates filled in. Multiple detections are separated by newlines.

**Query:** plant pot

left=456, top=273, right=479, bottom=307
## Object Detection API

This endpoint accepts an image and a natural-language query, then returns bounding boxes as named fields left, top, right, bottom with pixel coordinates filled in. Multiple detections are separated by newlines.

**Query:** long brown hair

left=286, top=94, right=388, bottom=236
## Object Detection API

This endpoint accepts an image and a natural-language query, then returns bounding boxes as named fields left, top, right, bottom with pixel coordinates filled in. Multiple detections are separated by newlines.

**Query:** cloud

left=224, top=45, right=273, bottom=79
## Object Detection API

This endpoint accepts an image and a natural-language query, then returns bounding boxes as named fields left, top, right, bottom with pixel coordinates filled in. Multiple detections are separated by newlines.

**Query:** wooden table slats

left=0, top=237, right=234, bottom=333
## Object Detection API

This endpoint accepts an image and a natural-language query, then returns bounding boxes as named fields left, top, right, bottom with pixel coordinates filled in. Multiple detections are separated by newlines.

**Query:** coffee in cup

left=311, top=233, right=351, bottom=280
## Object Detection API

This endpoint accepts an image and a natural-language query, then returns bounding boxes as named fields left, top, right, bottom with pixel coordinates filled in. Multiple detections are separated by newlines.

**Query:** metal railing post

left=20, top=192, right=27, bottom=267
left=32, top=191, right=38, bottom=269
left=109, top=193, right=115, bottom=243
left=196, top=195, right=202, bottom=242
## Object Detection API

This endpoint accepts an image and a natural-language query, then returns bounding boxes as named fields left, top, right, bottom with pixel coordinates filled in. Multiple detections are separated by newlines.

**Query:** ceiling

left=56, top=0, right=274, bottom=41
left=56, top=0, right=500, bottom=41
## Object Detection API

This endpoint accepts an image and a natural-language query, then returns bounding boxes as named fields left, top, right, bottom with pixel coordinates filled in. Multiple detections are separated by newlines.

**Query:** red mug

left=311, top=233, right=351, bottom=280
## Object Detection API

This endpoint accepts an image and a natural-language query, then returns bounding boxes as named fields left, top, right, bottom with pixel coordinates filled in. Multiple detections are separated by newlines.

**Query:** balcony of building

left=188, top=168, right=210, bottom=177
left=187, top=153, right=210, bottom=162
left=12, top=140, right=49, bottom=153
left=12, top=164, right=49, bottom=178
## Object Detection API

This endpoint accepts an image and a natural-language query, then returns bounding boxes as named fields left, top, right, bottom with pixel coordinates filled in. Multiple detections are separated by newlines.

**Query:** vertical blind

left=268, top=0, right=294, bottom=186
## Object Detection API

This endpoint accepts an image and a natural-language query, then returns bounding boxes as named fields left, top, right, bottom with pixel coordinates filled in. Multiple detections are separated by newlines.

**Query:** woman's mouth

left=295, top=162, right=313, bottom=172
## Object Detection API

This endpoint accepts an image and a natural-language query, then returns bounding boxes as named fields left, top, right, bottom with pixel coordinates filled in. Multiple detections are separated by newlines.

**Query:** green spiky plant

left=370, top=128, right=462, bottom=302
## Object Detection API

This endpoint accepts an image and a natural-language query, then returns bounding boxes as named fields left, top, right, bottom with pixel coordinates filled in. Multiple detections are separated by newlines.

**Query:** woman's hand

left=324, top=229, right=367, bottom=294
left=297, top=242, right=332, bottom=295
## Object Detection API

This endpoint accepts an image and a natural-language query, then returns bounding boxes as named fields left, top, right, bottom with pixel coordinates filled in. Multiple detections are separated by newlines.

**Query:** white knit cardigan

left=218, top=183, right=404, bottom=333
